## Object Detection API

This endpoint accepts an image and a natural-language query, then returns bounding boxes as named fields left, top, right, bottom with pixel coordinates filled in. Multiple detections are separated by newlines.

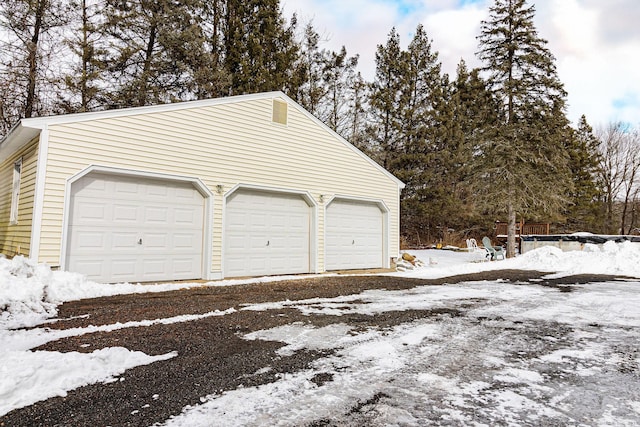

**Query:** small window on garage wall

left=10, top=157, right=22, bottom=224
left=272, top=99, right=288, bottom=125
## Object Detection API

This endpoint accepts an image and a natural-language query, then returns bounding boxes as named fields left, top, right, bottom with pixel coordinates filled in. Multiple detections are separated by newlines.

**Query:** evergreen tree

left=224, top=0, right=299, bottom=95
left=102, top=0, right=206, bottom=106
left=369, top=25, right=452, bottom=245
left=295, top=22, right=326, bottom=115
left=189, top=0, right=230, bottom=99
left=58, top=0, right=108, bottom=113
left=343, top=71, right=369, bottom=150
left=448, top=60, right=501, bottom=236
left=367, top=27, right=405, bottom=171
left=476, top=0, right=572, bottom=256
left=393, top=25, right=450, bottom=244
left=560, top=115, right=604, bottom=232
left=294, top=22, right=361, bottom=141
left=320, top=46, right=359, bottom=136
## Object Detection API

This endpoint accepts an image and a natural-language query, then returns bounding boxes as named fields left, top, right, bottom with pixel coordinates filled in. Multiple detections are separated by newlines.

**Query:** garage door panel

left=73, top=176, right=107, bottom=196
left=174, top=208, right=198, bottom=225
left=114, top=180, right=139, bottom=195
left=326, top=200, right=383, bottom=270
left=249, top=212, right=268, bottom=229
left=67, top=173, right=204, bottom=283
left=146, top=185, right=169, bottom=198
left=172, top=258, right=200, bottom=277
left=225, top=190, right=310, bottom=277
left=172, top=233, right=200, bottom=249
left=73, top=200, right=108, bottom=223
left=113, top=204, right=140, bottom=223
left=72, top=229, right=107, bottom=251
left=110, top=259, right=137, bottom=278
left=143, top=233, right=169, bottom=249
left=144, top=206, right=168, bottom=223
left=111, top=232, right=139, bottom=250
left=141, top=259, right=167, bottom=276
left=249, top=235, right=269, bottom=250
left=70, top=259, right=104, bottom=280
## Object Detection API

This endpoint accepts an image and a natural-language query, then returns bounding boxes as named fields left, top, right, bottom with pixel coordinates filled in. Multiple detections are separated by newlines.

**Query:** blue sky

left=282, top=0, right=640, bottom=128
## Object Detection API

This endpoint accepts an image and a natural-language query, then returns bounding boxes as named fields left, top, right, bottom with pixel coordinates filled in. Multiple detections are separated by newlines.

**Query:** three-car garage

left=4, top=92, right=403, bottom=283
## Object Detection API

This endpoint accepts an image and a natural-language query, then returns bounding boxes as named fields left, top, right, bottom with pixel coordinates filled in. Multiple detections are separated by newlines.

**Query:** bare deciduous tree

left=0, top=0, right=66, bottom=135
left=597, top=122, right=640, bottom=234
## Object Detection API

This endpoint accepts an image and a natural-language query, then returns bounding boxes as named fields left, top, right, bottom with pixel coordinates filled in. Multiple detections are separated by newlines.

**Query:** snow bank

left=398, top=240, right=640, bottom=279
left=0, top=347, right=176, bottom=416
left=0, top=256, right=72, bottom=328
left=512, top=240, right=640, bottom=277
left=0, top=256, right=187, bottom=329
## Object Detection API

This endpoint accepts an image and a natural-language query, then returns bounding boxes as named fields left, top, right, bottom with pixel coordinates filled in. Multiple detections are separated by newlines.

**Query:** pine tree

left=320, top=47, right=359, bottom=136
left=343, top=71, right=369, bottom=150
left=295, top=22, right=326, bottom=115
left=58, top=0, right=108, bottom=113
left=224, top=0, right=299, bottom=95
left=394, top=25, right=450, bottom=244
left=102, top=0, right=211, bottom=107
left=369, top=25, right=452, bottom=245
left=476, top=0, right=572, bottom=256
left=448, top=60, right=501, bottom=235
left=188, top=0, right=230, bottom=99
left=368, top=27, right=406, bottom=171
left=294, top=22, right=361, bottom=141
left=560, top=115, right=604, bottom=232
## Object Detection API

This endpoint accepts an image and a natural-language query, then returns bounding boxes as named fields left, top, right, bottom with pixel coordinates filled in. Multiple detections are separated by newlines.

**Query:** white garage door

left=325, top=200, right=383, bottom=270
left=225, top=190, right=310, bottom=277
left=66, top=173, right=205, bottom=283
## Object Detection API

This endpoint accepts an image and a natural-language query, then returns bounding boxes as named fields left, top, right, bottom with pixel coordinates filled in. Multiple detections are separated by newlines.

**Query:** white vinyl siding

left=0, top=137, right=38, bottom=257
left=32, top=95, right=400, bottom=273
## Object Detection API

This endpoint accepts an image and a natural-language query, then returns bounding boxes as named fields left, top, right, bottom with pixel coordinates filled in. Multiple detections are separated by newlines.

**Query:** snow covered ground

left=1, top=241, right=640, bottom=424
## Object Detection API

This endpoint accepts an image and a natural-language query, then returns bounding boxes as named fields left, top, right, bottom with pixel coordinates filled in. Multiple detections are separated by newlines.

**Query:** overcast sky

left=281, top=0, right=639, bottom=128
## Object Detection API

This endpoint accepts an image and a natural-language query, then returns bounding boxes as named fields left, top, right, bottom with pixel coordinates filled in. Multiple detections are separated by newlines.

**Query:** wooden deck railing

left=495, top=222, right=550, bottom=237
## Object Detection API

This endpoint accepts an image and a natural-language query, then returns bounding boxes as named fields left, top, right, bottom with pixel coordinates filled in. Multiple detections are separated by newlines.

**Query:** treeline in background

left=2, top=0, right=638, bottom=249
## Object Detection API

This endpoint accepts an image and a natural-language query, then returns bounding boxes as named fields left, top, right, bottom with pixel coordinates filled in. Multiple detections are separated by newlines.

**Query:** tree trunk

left=507, top=201, right=517, bottom=258
left=137, top=23, right=157, bottom=106
left=25, top=0, right=46, bottom=118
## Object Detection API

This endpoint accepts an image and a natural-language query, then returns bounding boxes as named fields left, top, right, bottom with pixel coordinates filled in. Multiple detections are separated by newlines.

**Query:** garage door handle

left=138, top=238, right=142, bottom=245
left=266, top=240, right=270, bottom=246
left=352, top=240, right=355, bottom=245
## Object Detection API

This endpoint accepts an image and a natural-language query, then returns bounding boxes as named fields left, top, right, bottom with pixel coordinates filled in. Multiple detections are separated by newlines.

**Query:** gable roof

left=0, top=91, right=404, bottom=188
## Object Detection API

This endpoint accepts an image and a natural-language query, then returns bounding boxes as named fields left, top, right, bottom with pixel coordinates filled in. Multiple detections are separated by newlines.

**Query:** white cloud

left=422, top=5, right=488, bottom=77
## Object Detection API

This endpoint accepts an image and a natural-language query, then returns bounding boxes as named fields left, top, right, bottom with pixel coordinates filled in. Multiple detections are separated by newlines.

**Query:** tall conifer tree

left=449, top=60, right=501, bottom=234
left=224, top=0, right=299, bottom=95
left=368, top=28, right=405, bottom=171
left=102, top=0, right=206, bottom=106
left=59, top=0, right=107, bottom=112
left=476, top=0, right=572, bottom=256
left=560, top=115, right=604, bottom=232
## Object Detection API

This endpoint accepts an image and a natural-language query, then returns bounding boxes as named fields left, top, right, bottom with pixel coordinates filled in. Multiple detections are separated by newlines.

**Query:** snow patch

left=0, top=348, right=176, bottom=416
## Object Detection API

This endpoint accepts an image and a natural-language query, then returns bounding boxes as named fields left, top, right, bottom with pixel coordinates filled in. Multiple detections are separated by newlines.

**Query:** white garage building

left=0, top=92, right=404, bottom=283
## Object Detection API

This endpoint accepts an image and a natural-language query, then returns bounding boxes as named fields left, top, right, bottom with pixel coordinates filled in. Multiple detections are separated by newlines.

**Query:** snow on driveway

left=1, top=241, right=640, bottom=425
left=161, top=279, right=640, bottom=426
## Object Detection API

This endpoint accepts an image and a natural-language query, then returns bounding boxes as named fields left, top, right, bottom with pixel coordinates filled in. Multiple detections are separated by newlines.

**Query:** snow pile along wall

left=521, top=234, right=640, bottom=254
